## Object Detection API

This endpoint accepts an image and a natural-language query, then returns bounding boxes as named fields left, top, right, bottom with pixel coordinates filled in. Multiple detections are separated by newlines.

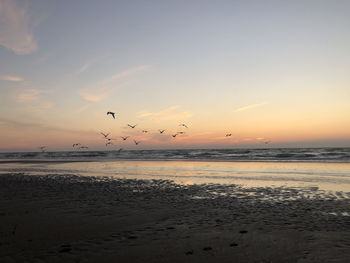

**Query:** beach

left=1, top=159, right=350, bottom=262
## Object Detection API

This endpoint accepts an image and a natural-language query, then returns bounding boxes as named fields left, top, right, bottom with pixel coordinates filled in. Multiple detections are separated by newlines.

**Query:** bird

left=72, top=143, right=81, bottom=147
left=226, top=134, right=232, bottom=137
left=106, top=142, right=113, bottom=146
left=100, top=132, right=110, bottom=138
left=177, top=131, right=185, bottom=135
left=159, top=129, right=166, bottom=134
left=142, top=130, right=148, bottom=133
left=39, top=146, right=47, bottom=152
left=134, top=140, right=141, bottom=145
left=128, top=124, right=137, bottom=128
left=179, top=123, right=188, bottom=128
left=107, top=112, right=116, bottom=119
left=121, top=136, right=129, bottom=141
left=172, top=134, right=178, bottom=138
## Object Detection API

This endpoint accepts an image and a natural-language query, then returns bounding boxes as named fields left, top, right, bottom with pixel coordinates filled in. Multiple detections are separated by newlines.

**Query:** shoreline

left=1, top=173, right=350, bottom=262
left=1, top=158, right=350, bottom=164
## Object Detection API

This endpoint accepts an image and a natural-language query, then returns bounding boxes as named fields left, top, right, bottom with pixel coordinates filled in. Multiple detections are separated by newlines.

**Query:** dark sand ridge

left=0, top=174, right=350, bottom=263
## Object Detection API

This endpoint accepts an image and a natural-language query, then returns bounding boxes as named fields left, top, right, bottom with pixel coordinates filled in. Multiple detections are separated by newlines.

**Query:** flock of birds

left=38, top=111, right=270, bottom=152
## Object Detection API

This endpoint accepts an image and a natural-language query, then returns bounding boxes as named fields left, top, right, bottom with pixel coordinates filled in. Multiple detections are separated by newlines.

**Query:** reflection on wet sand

left=1, top=160, right=350, bottom=193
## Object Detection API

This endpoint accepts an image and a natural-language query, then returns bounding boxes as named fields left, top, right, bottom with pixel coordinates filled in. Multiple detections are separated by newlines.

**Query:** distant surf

left=1, top=148, right=350, bottom=163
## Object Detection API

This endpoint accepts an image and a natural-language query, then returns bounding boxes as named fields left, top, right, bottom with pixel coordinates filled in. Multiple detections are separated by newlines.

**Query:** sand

left=1, top=173, right=350, bottom=263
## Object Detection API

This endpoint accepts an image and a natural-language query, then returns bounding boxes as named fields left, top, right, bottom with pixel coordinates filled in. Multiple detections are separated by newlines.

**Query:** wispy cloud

left=14, top=88, right=54, bottom=109
left=79, top=91, right=109, bottom=102
left=234, top=102, right=268, bottom=112
left=138, top=106, right=193, bottom=121
left=15, top=89, right=43, bottom=103
left=0, top=117, right=95, bottom=136
left=79, top=64, right=151, bottom=102
left=0, top=0, right=37, bottom=54
left=75, top=104, right=91, bottom=113
left=75, top=61, right=92, bottom=75
left=0, top=75, right=23, bottom=82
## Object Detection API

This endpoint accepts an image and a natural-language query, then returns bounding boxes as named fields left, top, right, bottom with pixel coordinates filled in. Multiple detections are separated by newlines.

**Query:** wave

left=1, top=148, right=350, bottom=162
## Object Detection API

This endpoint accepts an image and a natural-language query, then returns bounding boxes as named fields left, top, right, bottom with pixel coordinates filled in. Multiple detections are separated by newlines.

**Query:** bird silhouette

left=226, top=134, right=232, bottom=137
left=39, top=146, right=47, bottom=152
left=179, top=123, right=188, bottom=128
left=159, top=129, right=166, bottom=134
left=134, top=140, right=141, bottom=145
left=142, top=130, right=149, bottom=133
left=107, top=112, right=116, bottom=119
left=128, top=124, right=137, bottom=128
left=100, top=132, right=110, bottom=138
left=121, top=136, right=129, bottom=141
left=177, top=131, right=185, bottom=135
left=72, top=143, right=81, bottom=147
left=106, top=142, right=113, bottom=146
left=172, top=134, right=178, bottom=138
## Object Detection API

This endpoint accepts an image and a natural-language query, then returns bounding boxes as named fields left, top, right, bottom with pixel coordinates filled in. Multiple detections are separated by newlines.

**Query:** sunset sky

left=1, top=0, right=350, bottom=151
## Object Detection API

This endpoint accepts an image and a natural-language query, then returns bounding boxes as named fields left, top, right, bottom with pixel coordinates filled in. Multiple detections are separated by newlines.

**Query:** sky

left=0, top=0, right=350, bottom=151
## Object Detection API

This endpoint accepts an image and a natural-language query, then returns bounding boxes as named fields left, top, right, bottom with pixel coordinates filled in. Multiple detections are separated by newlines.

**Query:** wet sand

left=1, top=173, right=350, bottom=263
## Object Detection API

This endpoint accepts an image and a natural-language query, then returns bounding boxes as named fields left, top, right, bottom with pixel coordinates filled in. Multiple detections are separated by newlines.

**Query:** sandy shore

left=1, top=173, right=350, bottom=263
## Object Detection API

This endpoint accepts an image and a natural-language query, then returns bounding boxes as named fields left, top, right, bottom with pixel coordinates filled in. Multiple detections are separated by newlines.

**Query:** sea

left=1, top=148, right=350, bottom=193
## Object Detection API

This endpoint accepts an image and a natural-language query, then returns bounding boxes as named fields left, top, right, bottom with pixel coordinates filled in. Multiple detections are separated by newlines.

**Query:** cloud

left=0, top=0, right=37, bottom=54
left=13, top=88, right=54, bottom=109
left=15, top=89, right=42, bottom=102
left=138, top=106, right=193, bottom=121
left=0, top=117, right=94, bottom=135
left=75, top=104, right=91, bottom=113
left=234, top=102, right=268, bottom=112
left=79, top=64, right=151, bottom=102
left=0, top=75, right=23, bottom=82
left=75, top=61, right=91, bottom=75
left=99, top=65, right=152, bottom=86
left=79, top=91, right=109, bottom=102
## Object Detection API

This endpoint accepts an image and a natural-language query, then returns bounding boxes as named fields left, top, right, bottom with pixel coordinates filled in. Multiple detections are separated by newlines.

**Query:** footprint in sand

left=58, top=244, right=72, bottom=253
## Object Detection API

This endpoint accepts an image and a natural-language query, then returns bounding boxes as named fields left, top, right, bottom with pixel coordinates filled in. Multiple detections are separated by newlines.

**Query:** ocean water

left=1, top=148, right=350, bottom=193
left=1, top=147, right=350, bottom=162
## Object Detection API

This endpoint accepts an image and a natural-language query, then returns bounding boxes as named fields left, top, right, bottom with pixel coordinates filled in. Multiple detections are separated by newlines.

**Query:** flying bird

left=226, top=134, right=232, bottom=137
left=177, top=132, right=185, bottom=135
left=106, top=142, right=113, bottom=146
left=134, top=140, right=141, bottom=145
left=107, top=112, right=116, bottom=119
left=172, top=134, right=178, bottom=138
left=39, top=146, right=47, bottom=152
left=179, top=124, right=188, bottom=128
left=100, top=132, right=110, bottom=138
left=72, top=143, right=81, bottom=147
left=142, top=130, right=149, bottom=133
left=159, top=129, right=166, bottom=134
left=128, top=124, right=137, bottom=128
left=121, top=136, right=129, bottom=141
